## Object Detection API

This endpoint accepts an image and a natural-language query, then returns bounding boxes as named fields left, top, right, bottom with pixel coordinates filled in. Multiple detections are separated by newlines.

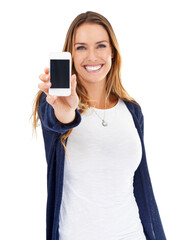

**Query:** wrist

left=54, top=109, right=76, bottom=124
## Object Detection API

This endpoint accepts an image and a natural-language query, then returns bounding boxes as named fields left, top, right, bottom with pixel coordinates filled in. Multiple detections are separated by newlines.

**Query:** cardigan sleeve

left=38, top=92, right=81, bottom=135
left=133, top=104, right=167, bottom=240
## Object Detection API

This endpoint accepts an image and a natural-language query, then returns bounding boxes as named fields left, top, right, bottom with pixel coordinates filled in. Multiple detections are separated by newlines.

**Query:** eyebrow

left=74, top=40, right=108, bottom=46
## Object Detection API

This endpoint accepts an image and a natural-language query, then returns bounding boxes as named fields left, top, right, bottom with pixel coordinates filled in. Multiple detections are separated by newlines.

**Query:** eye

left=97, top=44, right=106, bottom=48
left=76, top=46, right=86, bottom=50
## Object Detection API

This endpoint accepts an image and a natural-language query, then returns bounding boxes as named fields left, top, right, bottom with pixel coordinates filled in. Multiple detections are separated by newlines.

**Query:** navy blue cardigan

left=38, top=93, right=167, bottom=240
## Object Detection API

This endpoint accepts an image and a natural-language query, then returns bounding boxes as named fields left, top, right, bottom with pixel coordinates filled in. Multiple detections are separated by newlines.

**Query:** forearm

left=54, top=109, right=76, bottom=124
left=38, top=93, right=81, bottom=133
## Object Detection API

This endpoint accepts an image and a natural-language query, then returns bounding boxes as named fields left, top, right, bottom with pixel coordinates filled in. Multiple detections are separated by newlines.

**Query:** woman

left=32, top=11, right=166, bottom=240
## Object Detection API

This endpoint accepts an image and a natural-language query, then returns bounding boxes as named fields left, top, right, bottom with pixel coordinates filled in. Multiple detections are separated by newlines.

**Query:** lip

left=84, top=64, right=103, bottom=67
left=83, top=64, right=104, bottom=73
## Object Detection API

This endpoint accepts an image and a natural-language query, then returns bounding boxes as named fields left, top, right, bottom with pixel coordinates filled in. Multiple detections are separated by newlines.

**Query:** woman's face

left=72, top=23, right=114, bottom=86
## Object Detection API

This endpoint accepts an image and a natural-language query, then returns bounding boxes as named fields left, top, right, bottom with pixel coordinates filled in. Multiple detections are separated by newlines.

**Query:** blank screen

left=50, top=59, right=70, bottom=88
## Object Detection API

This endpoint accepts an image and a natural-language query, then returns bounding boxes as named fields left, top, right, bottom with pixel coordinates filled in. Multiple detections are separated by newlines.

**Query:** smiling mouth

left=84, top=64, right=104, bottom=72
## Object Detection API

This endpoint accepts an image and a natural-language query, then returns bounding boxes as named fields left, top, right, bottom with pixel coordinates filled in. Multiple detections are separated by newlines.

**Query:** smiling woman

left=72, top=23, right=114, bottom=92
left=32, top=11, right=167, bottom=240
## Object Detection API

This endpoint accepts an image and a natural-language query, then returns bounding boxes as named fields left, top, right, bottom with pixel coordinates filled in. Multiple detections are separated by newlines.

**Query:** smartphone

left=49, top=52, right=71, bottom=96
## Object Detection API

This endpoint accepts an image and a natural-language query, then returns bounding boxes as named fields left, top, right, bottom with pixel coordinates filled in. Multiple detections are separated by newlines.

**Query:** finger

left=39, top=73, right=50, bottom=82
left=38, top=82, right=51, bottom=94
left=46, top=95, right=57, bottom=106
left=44, top=67, right=49, bottom=74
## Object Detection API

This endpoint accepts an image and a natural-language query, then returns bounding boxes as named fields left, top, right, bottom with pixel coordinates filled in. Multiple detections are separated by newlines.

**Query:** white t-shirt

left=59, top=99, right=146, bottom=240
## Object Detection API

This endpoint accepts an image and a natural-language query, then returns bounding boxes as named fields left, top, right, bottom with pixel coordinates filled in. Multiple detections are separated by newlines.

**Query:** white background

left=0, top=0, right=181, bottom=239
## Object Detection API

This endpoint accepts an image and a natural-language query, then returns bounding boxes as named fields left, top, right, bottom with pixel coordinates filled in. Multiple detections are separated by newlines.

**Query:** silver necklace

left=92, top=106, right=108, bottom=127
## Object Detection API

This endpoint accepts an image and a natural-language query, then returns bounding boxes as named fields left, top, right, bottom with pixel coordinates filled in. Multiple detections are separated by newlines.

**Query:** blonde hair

left=31, top=11, right=139, bottom=150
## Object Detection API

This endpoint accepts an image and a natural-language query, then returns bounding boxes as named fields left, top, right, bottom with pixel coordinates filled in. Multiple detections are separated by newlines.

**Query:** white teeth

left=85, top=65, right=102, bottom=71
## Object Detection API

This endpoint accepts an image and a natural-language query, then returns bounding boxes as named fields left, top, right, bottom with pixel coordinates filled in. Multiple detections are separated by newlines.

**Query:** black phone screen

left=50, top=59, right=70, bottom=88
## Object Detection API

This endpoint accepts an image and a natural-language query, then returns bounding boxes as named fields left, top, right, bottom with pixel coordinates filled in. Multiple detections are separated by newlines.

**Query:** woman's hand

left=38, top=67, right=79, bottom=124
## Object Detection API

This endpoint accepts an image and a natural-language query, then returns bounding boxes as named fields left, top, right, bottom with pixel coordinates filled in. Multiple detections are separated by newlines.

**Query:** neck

left=89, top=87, right=107, bottom=109
left=80, top=78, right=108, bottom=109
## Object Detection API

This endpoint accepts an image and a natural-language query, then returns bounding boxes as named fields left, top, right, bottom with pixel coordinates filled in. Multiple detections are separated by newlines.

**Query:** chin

left=82, top=75, right=106, bottom=84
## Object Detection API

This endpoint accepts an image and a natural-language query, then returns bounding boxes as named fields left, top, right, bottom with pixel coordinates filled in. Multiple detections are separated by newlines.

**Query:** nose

left=86, top=48, right=98, bottom=62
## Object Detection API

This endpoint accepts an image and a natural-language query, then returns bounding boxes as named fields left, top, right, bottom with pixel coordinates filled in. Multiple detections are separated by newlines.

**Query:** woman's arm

left=38, top=92, right=81, bottom=135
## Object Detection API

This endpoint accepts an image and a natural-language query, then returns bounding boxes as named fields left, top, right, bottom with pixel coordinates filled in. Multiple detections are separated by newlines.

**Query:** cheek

left=73, top=58, right=79, bottom=71
left=73, top=53, right=84, bottom=69
left=101, top=50, right=112, bottom=62
left=104, top=54, right=112, bottom=67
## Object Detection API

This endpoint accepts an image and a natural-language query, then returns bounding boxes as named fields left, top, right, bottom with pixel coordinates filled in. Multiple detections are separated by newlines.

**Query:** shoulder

left=123, top=99, right=143, bottom=119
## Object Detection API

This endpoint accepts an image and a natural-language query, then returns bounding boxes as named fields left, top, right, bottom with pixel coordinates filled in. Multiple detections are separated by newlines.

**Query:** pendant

left=102, top=120, right=108, bottom=127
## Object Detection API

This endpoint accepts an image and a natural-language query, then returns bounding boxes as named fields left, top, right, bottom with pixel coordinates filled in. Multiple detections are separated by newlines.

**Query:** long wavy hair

left=31, top=11, right=139, bottom=151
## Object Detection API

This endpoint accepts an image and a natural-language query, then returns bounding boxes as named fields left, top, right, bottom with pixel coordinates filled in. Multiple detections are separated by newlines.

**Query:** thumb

left=71, top=74, right=77, bottom=96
